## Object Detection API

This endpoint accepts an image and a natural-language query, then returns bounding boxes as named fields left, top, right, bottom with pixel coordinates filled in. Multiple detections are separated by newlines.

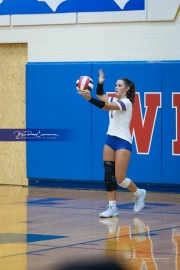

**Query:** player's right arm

left=96, top=69, right=109, bottom=103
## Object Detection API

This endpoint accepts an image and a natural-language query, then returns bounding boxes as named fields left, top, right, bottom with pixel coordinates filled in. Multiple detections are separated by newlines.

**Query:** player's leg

left=115, top=149, right=146, bottom=213
left=99, top=144, right=118, bottom=218
left=115, top=148, right=134, bottom=190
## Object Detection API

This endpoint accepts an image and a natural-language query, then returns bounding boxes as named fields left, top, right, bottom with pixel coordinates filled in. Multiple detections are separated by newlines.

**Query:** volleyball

left=76, top=76, right=94, bottom=93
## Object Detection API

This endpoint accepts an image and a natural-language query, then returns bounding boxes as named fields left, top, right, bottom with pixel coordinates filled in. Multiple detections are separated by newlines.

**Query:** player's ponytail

left=121, top=78, right=135, bottom=105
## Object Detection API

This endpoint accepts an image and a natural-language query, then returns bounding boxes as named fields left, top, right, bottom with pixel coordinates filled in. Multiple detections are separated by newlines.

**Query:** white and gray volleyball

left=76, top=76, right=94, bottom=93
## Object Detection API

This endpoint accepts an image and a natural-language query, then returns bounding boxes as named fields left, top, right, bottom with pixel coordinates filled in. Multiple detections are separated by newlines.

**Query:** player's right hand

left=98, top=69, right=105, bottom=84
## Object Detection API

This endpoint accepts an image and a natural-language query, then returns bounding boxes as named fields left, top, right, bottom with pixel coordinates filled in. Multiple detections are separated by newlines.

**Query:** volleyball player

left=78, top=69, right=146, bottom=218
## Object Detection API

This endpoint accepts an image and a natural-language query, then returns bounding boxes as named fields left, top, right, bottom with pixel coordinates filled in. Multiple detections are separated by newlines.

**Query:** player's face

left=115, top=80, right=129, bottom=99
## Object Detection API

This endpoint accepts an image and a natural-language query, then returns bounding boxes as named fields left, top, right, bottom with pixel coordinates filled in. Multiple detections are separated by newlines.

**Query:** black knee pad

left=104, top=161, right=117, bottom=191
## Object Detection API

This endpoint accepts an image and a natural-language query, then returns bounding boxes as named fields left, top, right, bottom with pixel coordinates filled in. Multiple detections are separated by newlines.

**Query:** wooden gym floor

left=0, top=185, right=180, bottom=270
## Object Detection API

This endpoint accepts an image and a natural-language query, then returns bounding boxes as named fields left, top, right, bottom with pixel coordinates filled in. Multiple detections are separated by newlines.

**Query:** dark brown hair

left=120, top=78, right=136, bottom=105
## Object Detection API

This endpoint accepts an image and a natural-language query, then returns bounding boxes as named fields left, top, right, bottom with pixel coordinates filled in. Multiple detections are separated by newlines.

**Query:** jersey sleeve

left=115, top=99, right=132, bottom=111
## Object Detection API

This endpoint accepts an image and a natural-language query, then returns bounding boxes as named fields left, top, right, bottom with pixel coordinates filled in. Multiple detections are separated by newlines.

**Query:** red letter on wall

left=130, top=93, right=161, bottom=154
left=172, top=93, right=180, bottom=155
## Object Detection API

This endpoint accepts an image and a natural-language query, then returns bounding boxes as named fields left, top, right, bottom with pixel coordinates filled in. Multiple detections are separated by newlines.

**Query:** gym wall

left=0, top=0, right=180, bottom=189
left=0, top=0, right=180, bottom=62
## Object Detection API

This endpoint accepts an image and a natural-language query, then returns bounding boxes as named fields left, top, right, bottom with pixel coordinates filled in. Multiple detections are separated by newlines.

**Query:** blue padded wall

left=26, top=63, right=92, bottom=180
left=26, top=61, right=180, bottom=186
left=162, top=62, right=180, bottom=184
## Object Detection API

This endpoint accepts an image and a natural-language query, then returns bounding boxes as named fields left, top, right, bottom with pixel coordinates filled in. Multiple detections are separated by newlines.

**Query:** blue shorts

left=105, top=135, right=132, bottom=153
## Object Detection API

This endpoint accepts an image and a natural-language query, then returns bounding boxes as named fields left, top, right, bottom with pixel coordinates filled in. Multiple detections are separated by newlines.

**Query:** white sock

left=109, top=200, right=116, bottom=207
left=133, top=188, right=140, bottom=195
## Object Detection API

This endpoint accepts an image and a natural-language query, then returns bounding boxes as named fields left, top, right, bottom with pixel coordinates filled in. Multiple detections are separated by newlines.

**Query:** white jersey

left=107, top=97, right=132, bottom=144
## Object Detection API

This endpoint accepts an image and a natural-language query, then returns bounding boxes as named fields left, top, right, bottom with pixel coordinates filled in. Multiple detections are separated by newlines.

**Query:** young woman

left=78, top=69, right=146, bottom=218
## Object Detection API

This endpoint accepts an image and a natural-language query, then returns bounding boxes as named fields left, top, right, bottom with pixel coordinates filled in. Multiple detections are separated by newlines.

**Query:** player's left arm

left=103, top=99, right=128, bottom=111
left=102, top=102, right=120, bottom=110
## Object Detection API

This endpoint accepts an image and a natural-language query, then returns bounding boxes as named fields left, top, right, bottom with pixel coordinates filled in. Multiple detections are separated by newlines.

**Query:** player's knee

left=104, top=161, right=117, bottom=191
left=118, top=178, right=131, bottom=188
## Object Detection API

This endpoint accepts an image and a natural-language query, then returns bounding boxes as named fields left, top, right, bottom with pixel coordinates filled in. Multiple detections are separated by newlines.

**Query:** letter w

left=172, top=93, right=180, bottom=155
left=130, top=93, right=161, bottom=154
